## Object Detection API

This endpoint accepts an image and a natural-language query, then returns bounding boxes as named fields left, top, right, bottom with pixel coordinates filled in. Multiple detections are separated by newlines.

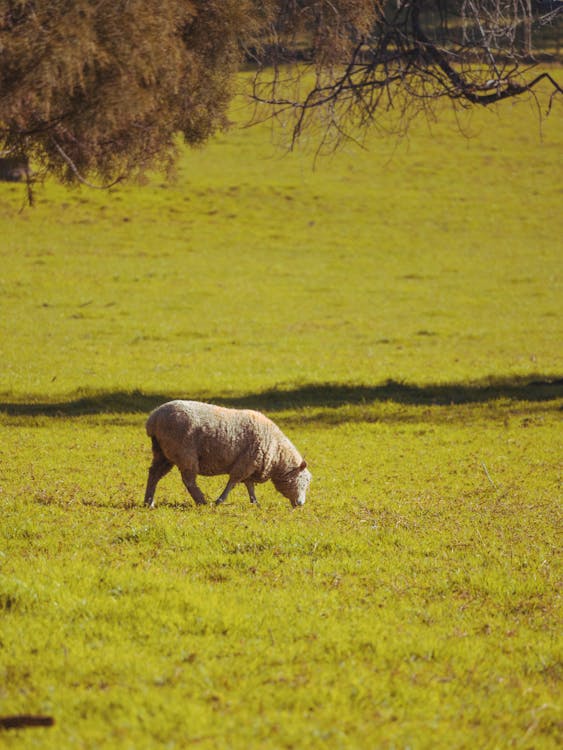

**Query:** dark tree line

left=0, top=0, right=561, bottom=191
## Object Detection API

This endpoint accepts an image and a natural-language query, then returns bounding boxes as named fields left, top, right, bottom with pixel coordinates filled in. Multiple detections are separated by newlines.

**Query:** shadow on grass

left=1, top=376, right=561, bottom=417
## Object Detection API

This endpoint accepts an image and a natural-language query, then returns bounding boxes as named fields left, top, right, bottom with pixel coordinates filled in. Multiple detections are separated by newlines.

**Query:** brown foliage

left=0, top=0, right=256, bottom=185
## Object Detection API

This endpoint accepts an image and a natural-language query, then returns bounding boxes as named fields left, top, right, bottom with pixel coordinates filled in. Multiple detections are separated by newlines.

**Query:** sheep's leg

left=215, top=478, right=237, bottom=506
left=144, top=454, right=173, bottom=508
left=245, top=480, right=260, bottom=507
left=180, top=469, right=207, bottom=506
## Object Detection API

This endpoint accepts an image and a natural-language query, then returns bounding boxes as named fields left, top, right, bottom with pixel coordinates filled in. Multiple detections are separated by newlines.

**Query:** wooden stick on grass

left=0, top=715, right=55, bottom=730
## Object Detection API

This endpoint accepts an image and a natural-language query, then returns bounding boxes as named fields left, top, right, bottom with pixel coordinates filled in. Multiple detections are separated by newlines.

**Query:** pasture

left=0, top=82, right=562, bottom=749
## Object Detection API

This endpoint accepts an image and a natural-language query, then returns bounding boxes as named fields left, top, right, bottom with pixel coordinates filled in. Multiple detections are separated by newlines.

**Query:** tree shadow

left=1, top=375, right=561, bottom=417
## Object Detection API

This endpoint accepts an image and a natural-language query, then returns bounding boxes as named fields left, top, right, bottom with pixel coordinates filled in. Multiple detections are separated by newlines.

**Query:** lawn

left=0, top=78, right=561, bottom=749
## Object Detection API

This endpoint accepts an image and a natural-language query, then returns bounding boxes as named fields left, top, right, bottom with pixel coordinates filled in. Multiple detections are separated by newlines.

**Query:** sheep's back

left=146, top=400, right=290, bottom=477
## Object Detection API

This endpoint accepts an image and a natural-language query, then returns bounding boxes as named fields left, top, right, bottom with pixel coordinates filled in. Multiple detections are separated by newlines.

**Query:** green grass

left=0, top=80, right=562, bottom=748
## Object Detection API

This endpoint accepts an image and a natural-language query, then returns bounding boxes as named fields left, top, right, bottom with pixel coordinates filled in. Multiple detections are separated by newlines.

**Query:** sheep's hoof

left=215, top=498, right=225, bottom=506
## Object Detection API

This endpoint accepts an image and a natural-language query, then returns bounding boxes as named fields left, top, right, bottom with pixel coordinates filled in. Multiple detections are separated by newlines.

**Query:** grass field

left=0, top=79, right=562, bottom=749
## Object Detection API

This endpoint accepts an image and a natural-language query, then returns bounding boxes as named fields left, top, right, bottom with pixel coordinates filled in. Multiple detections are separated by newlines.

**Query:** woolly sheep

left=144, top=400, right=312, bottom=509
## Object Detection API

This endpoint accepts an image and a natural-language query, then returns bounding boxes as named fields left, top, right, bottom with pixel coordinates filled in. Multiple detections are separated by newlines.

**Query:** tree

left=0, top=0, right=260, bottom=190
left=1, top=0, right=561, bottom=192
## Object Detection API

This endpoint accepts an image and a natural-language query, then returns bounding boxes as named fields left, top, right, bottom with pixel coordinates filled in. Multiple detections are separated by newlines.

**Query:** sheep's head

left=274, top=460, right=311, bottom=508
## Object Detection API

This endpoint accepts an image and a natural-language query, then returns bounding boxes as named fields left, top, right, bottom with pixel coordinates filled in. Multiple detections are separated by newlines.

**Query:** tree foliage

left=0, top=0, right=561, bottom=188
left=0, top=0, right=260, bottom=186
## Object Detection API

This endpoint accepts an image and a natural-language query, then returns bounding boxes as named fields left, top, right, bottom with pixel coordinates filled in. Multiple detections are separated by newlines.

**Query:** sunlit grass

left=0, top=80, right=561, bottom=748
left=0, top=81, right=561, bottom=399
left=1, top=397, right=561, bottom=748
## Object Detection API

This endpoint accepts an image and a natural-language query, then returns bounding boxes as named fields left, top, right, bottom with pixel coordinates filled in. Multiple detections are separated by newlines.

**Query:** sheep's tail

left=145, top=409, right=158, bottom=438
left=145, top=412, right=164, bottom=459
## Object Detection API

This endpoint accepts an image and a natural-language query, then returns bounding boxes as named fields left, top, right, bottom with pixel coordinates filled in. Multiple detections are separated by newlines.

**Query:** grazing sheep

left=144, top=400, right=311, bottom=509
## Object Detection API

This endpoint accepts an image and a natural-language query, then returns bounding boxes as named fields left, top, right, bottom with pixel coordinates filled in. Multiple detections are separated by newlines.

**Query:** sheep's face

left=291, top=465, right=312, bottom=507
left=274, top=461, right=312, bottom=508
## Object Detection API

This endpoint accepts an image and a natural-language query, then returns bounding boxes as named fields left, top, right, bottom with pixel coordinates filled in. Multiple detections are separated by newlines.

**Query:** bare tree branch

left=51, top=139, right=124, bottom=190
left=249, top=0, right=562, bottom=150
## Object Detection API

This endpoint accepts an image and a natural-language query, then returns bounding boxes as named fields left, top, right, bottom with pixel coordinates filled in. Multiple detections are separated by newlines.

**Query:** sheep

left=144, top=400, right=312, bottom=509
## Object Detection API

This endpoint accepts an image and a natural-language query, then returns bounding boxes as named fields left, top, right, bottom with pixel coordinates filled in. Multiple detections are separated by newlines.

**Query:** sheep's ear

left=299, top=459, right=307, bottom=471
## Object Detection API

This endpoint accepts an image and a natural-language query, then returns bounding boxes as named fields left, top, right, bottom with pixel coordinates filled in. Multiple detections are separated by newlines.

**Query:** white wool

left=144, top=400, right=311, bottom=508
